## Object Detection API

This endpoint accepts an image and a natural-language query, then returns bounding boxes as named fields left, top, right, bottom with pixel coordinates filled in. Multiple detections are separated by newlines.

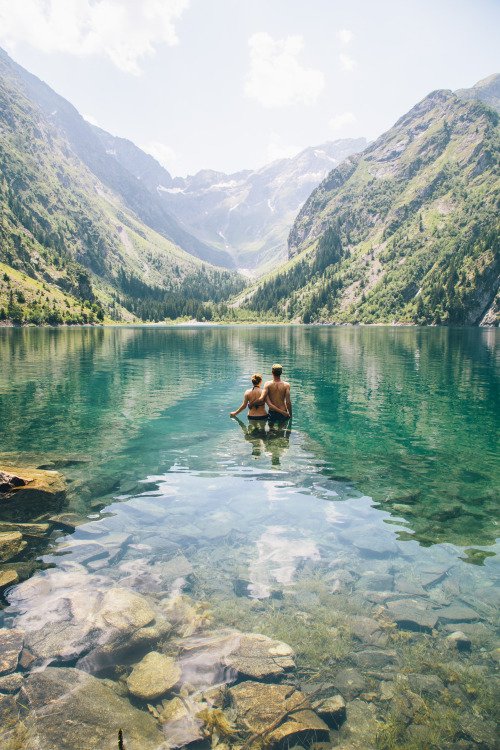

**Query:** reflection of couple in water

left=230, top=364, right=292, bottom=422
left=230, top=364, right=292, bottom=466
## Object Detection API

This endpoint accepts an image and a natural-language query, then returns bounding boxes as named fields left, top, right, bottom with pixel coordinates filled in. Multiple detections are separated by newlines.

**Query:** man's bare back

left=264, top=380, right=291, bottom=414
left=257, top=364, right=292, bottom=419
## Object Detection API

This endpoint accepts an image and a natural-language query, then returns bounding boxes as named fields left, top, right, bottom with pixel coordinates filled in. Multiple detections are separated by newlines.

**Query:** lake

left=0, top=326, right=498, bottom=750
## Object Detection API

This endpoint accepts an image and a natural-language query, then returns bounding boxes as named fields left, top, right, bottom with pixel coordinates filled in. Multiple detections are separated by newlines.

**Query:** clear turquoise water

left=0, top=326, right=499, bottom=748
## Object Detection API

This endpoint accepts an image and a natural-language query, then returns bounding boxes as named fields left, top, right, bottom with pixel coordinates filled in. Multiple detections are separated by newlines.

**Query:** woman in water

left=230, top=374, right=289, bottom=420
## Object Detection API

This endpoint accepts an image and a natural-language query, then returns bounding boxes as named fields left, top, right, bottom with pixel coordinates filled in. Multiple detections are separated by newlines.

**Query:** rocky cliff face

left=245, top=77, right=499, bottom=326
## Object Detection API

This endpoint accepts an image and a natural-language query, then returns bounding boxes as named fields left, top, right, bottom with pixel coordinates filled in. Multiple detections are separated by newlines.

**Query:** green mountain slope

left=0, top=51, right=243, bottom=325
left=0, top=49, right=232, bottom=269
left=243, top=79, right=499, bottom=326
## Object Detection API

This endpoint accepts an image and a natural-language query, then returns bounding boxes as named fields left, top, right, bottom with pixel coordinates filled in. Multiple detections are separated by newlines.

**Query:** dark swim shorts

left=268, top=410, right=289, bottom=422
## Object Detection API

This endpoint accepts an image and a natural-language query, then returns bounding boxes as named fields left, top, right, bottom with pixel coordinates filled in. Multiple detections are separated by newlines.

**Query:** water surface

left=0, top=326, right=498, bottom=749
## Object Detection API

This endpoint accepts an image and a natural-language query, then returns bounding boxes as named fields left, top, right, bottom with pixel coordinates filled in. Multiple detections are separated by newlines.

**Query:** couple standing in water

left=230, top=364, right=292, bottom=422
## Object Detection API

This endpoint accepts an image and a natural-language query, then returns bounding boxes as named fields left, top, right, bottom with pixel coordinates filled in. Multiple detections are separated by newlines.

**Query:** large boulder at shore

left=229, top=681, right=330, bottom=747
left=0, top=465, right=66, bottom=522
left=20, top=667, right=166, bottom=750
left=126, top=651, right=181, bottom=701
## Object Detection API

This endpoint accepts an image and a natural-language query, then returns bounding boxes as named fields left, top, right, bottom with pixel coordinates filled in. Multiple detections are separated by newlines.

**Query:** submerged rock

left=336, top=699, right=378, bottom=749
left=0, top=465, right=66, bottom=521
left=98, top=586, right=156, bottom=631
left=0, top=521, right=51, bottom=537
left=385, top=599, right=438, bottom=632
left=312, top=695, right=346, bottom=728
left=152, top=696, right=205, bottom=746
left=21, top=667, right=165, bottom=750
left=13, top=574, right=162, bottom=664
left=0, top=568, right=18, bottom=591
left=0, top=531, right=26, bottom=562
left=224, top=632, right=295, bottom=680
left=349, top=616, right=389, bottom=647
left=127, top=651, right=181, bottom=700
left=446, top=631, right=472, bottom=652
left=0, top=692, right=19, bottom=731
left=348, top=528, right=399, bottom=558
left=331, top=668, right=366, bottom=700
left=353, top=648, right=399, bottom=670
left=407, top=673, right=445, bottom=698
left=356, top=572, right=394, bottom=592
left=436, top=604, right=479, bottom=623
left=0, top=672, right=23, bottom=693
left=229, top=681, right=330, bottom=747
left=178, top=630, right=295, bottom=688
left=0, top=628, right=24, bottom=675
left=48, top=512, right=87, bottom=531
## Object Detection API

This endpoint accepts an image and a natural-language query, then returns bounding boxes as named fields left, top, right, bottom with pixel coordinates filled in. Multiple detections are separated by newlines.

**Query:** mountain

left=0, top=48, right=242, bottom=325
left=0, top=48, right=232, bottom=269
left=91, top=129, right=366, bottom=274
left=456, top=73, right=500, bottom=113
left=242, top=76, right=499, bottom=326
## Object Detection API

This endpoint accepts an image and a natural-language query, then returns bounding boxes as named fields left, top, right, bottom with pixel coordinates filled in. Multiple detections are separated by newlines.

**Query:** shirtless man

left=256, top=364, right=292, bottom=421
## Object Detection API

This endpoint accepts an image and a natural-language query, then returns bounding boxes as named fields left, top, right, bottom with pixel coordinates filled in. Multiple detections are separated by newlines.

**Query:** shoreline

left=0, top=320, right=498, bottom=330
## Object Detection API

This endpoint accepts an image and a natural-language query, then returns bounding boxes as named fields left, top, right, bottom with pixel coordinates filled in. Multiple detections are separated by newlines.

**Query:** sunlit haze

left=0, top=0, right=499, bottom=175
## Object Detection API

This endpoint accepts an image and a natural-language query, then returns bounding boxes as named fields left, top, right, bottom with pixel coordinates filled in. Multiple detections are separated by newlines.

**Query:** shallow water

left=0, top=326, right=499, bottom=749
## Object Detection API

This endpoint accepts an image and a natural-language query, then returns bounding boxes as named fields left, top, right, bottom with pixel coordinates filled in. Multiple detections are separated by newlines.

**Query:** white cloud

left=0, top=0, right=189, bottom=75
left=142, top=140, right=177, bottom=170
left=337, top=28, right=353, bottom=45
left=329, top=111, right=357, bottom=133
left=245, top=32, right=325, bottom=108
left=266, top=134, right=302, bottom=162
left=339, top=53, right=356, bottom=71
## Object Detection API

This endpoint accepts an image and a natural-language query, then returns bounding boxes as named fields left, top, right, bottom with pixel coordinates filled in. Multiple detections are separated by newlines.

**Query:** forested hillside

left=0, top=49, right=243, bottom=325
left=242, top=77, right=499, bottom=326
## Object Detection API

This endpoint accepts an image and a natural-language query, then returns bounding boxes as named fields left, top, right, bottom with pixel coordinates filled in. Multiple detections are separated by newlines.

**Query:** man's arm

left=266, top=395, right=289, bottom=417
left=285, top=384, right=292, bottom=418
left=253, top=382, right=270, bottom=408
left=230, top=393, right=248, bottom=417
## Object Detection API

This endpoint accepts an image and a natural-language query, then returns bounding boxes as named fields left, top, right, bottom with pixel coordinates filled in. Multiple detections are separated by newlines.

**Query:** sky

left=0, top=0, right=498, bottom=177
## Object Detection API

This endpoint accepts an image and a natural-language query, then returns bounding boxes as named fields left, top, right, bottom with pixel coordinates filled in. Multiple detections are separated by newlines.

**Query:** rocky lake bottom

left=0, top=326, right=498, bottom=749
